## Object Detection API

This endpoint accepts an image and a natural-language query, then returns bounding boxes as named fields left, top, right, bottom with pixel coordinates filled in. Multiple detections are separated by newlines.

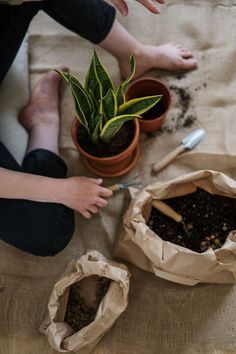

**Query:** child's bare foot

left=119, top=43, right=197, bottom=80
left=19, top=69, right=66, bottom=131
left=19, top=68, right=68, bottom=154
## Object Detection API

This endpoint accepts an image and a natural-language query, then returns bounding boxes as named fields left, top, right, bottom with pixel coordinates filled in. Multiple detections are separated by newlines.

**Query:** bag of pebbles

left=40, top=251, right=130, bottom=353
left=114, top=170, right=236, bottom=285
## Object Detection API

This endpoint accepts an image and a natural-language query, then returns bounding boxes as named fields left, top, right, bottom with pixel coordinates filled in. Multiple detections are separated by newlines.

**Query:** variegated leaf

left=102, top=88, right=117, bottom=120
left=91, top=117, right=101, bottom=145
left=100, top=114, right=140, bottom=143
left=85, top=56, right=101, bottom=101
left=116, top=55, right=136, bottom=107
left=119, top=95, right=162, bottom=116
left=55, top=69, right=69, bottom=82
left=68, top=74, right=91, bottom=131
left=120, top=55, right=136, bottom=91
left=116, top=86, right=125, bottom=107
left=93, top=51, right=114, bottom=96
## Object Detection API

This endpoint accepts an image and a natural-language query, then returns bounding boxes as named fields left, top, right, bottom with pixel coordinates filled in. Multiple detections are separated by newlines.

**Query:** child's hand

left=61, top=177, right=113, bottom=219
left=111, top=0, right=165, bottom=16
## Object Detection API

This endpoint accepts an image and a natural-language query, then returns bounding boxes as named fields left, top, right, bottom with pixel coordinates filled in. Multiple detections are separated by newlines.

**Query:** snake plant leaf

left=100, top=114, right=140, bottom=143
left=116, top=56, right=136, bottom=106
left=85, top=57, right=96, bottom=91
left=116, top=86, right=126, bottom=107
left=118, top=95, right=162, bottom=116
left=102, top=88, right=118, bottom=120
left=89, top=88, right=99, bottom=111
left=99, top=111, right=104, bottom=131
left=93, top=51, right=115, bottom=96
left=91, top=114, right=101, bottom=144
left=90, top=79, right=102, bottom=103
left=68, top=74, right=91, bottom=130
left=55, top=69, right=70, bottom=83
left=121, top=55, right=136, bottom=91
left=72, top=92, right=89, bottom=132
left=68, top=73, right=92, bottom=108
left=57, top=70, right=87, bottom=96
left=85, top=56, right=101, bottom=102
left=98, top=84, right=103, bottom=118
left=87, top=111, right=96, bottom=132
left=58, top=71, right=94, bottom=118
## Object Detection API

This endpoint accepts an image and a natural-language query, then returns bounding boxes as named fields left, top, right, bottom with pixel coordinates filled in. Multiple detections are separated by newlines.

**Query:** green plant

left=56, top=51, right=162, bottom=144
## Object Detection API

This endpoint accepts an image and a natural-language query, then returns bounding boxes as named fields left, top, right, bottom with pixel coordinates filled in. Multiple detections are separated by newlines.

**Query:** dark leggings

left=0, top=0, right=116, bottom=82
left=0, top=142, right=75, bottom=256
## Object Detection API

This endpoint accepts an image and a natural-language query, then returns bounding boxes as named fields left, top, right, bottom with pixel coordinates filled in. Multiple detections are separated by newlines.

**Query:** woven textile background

left=1, top=1, right=236, bottom=353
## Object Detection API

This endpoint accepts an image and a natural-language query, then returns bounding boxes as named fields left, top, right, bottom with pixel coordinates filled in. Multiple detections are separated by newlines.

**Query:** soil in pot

left=147, top=188, right=236, bottom=253
left=141, top=100, right=167, bottom=120
left=65, top=275, right=111, bottom=332
left=77, top=122, right=134, bottom=158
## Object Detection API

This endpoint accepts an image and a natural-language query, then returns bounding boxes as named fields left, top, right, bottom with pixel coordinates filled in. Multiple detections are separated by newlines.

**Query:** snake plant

left=56, top=51, right=162, bottom=144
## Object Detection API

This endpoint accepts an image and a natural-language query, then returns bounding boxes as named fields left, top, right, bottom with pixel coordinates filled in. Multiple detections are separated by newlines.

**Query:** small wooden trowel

left=152, top=128, right=205, bottom=173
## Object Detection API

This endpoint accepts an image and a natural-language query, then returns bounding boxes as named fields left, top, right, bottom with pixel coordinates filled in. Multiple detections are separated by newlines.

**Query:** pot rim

left=127, top=76, right=170, bottom=87
left=71, top=118, right=140, bottom=162
left=126, top=76, right=172, bottom=122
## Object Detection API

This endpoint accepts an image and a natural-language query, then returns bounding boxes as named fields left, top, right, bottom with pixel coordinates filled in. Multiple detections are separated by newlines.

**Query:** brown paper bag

left=114, top=170, right=236, bottom=286
left=40, top=250, right=130, bottom=354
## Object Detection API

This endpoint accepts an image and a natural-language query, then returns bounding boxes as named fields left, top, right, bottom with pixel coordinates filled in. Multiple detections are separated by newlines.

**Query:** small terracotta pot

left=71, top=118, right=140, bottom=178
left=126, top=77, right=171, bottom=133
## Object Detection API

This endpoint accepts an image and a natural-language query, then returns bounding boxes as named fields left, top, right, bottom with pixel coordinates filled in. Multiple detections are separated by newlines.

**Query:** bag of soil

left=114, top=170, right=236, bottom=285
left=40, top=250, right=130, bottom=353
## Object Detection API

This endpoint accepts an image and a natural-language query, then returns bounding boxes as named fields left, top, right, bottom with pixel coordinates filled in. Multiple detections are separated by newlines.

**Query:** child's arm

left=0, top=167, right=112, bottom=219
left=111, top=0, right=165, bottom=16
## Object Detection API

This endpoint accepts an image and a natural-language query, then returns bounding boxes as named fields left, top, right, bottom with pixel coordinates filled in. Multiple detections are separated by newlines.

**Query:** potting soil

left=65, top=276, right=111, bottom=332
left=148, top=188, right=236, bottom=253
left=77, top=122, right=135, bottom=157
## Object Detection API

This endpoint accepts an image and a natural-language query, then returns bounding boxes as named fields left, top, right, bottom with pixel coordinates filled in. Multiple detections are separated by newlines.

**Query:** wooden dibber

left=108, top=184, right=122, bottom=192
left=152, top=200, right=192, bottom=239
left=152, top=200, right=182, bottom=222
left=108, top=173, right=142, bottom=192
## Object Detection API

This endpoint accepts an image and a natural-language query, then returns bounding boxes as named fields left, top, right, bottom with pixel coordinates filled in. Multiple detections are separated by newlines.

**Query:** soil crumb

left=160, top=85, right=197, bottom=133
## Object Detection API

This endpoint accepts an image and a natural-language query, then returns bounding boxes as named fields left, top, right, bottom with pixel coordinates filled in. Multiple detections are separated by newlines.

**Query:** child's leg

left=18, top=70, right=65, bottom=155
left=0, top=72, right=75, bottom=256
left=0, top=2, right=42, bottom=83
left=42, top=0, right=197, bottom=80
left=43, top=0, right=116, bottom=45
left=0, top=141, right=74, bottom=256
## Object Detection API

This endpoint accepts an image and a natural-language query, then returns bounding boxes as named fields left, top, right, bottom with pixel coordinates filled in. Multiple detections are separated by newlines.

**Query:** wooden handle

left=152, top=200, right=182, bottom=223
left=108, top=184, right=121, bottom=192
left=152, top=145, right=185, bottom=173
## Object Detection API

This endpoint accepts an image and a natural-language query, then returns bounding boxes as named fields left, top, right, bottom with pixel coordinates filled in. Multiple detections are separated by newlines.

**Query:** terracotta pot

left=71, top=118, right=140, bottom=178
left=126, top=77, right=171, bottom=133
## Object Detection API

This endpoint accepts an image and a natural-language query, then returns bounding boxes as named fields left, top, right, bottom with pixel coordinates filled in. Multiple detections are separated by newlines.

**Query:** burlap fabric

left=1, top=1, right=236, bottom=353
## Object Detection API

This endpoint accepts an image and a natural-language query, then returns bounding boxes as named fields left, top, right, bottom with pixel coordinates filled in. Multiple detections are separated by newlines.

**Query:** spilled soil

left=160, top=85, right=197, bottom=133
